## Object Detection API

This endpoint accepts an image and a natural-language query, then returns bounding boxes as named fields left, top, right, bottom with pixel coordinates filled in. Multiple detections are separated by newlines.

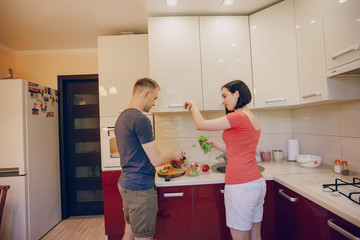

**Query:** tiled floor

left=41, top=215, right=105, bottom=240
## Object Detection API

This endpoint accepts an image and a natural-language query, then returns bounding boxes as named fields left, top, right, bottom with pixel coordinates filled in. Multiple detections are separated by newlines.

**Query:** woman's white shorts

left=224, top=178, right=267, bottom=231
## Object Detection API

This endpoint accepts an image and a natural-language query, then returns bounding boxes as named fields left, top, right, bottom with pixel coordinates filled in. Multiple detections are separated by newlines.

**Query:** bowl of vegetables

left=182, top=162, right=201, bottom=177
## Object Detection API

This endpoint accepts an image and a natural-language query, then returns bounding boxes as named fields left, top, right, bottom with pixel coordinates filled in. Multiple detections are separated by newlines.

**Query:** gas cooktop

left=305, top=177, right=360, bottom=215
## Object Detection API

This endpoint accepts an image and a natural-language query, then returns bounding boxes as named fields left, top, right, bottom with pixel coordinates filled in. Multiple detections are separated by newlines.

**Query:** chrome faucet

left=215, top=154, right=227, bottom=162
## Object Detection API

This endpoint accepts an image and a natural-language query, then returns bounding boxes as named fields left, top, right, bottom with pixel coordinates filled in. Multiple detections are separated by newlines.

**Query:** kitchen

left=1, top=0, right=360, bottom=239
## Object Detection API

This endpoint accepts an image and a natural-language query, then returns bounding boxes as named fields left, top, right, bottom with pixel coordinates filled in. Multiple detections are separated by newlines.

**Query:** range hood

left=327, top=59, right=360, bottom=77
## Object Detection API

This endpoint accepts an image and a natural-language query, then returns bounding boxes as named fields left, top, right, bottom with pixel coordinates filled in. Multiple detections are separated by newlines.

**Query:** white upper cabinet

left=200, top=16, right=253, bottom=110
left=323, top=0, right=360, bottom=76
left=148, top=17, right=203, bottom=112
left=295, top=0, right=360, bottom=103
left=250, top=0, right=300, bottom=108
left=294, top=0, right=328, bottom=103
left=98, top=35, right=149, bottom=117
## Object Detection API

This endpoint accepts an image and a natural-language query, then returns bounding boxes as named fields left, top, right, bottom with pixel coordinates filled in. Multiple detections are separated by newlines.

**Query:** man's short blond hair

left=132, top=78, right=160, bottom=96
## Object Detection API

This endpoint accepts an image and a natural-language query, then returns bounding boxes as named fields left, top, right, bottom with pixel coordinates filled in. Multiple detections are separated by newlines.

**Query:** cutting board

left=157, top=168, right=185, bottom=181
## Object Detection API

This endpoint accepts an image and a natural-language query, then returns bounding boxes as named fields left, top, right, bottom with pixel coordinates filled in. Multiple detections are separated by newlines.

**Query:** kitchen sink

left=211, top=162, right=265, bottom=174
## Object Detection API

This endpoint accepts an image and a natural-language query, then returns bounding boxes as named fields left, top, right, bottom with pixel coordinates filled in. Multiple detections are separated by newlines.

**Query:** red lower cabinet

left=261, top=181, right=276, bottom=240
left=301, top=196, right=360, bottom=240
left=274, top=182, right=360, bottom=240
left=156, top=185, right=194, bottom=240
left=274, top=182, right=302, bottom=240
left=102, top=171, right=124, bottom=239
left=193, top=184, right=230, bottom=240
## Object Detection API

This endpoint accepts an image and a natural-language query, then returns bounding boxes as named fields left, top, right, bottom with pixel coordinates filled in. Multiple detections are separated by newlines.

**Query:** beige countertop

left=155, top=160, right=360, bottom=228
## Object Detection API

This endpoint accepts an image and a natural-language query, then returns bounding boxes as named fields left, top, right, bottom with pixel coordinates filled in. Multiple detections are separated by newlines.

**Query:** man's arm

left=142, top=141, right=183, bottom=167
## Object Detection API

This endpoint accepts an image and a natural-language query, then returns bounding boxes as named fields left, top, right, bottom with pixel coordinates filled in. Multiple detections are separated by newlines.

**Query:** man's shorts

left=118, top=183, right=158, bottom=238
left=224, top=178, right=267, bottom=231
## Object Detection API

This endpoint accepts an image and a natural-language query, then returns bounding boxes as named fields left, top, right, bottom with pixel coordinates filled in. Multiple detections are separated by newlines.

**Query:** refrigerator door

left=0, top=176, right=28, bottom=240
left=25, top=81, right=61, bottom=239
left=0, top=79, right=27, bottom=175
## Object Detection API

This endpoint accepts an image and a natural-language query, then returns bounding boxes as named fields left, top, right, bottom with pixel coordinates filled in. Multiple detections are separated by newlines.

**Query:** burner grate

left=323, top=177, right=360, bottom=205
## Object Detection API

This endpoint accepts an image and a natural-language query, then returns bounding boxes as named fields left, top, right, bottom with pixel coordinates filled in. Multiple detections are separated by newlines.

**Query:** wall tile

left=259, top=133, right=293, bottom=159
left=154, top=112, right=207, bottom=139
left=155, top=138, right=209, bottom=162
left=339, top=101, right=360, bottom=138
left=292, top=104, right=340, bottom=136
left=258, top=109, right=292, bottom=134
left=341, top=137, right=360, bottom=174
left=294, top=133, right=341, bottom=165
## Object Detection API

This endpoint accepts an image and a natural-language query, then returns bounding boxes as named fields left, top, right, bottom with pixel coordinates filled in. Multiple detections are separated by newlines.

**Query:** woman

left=184, top=80, right=266, bottom=240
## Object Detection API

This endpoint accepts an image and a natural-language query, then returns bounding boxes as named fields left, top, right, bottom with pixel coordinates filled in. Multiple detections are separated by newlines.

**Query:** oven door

left=100, top=117, right=121, bottom=171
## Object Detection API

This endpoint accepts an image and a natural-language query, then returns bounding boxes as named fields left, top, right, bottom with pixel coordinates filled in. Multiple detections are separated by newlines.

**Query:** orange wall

left=15, top=51, right=98, bottom=89
left=0, top=48, right=16, bottom=78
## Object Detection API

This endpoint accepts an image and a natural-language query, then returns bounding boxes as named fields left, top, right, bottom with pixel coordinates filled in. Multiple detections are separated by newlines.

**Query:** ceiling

left=0, top=0, right=281, bottom=52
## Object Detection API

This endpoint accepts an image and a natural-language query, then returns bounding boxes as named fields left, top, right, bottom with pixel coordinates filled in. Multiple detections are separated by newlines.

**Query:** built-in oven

left=100, top=114, right=154, bottom=171
left=100, top=117, right=121, bottom=171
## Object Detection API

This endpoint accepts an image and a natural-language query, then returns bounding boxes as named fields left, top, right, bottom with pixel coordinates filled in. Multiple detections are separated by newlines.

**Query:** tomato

left=167, top=166, right=173, bottom=170
left=176, top=160, right=183, bottom=166
left=190, top=162, right=198, bottom=168
left=201, top=164, right=210, bottom=172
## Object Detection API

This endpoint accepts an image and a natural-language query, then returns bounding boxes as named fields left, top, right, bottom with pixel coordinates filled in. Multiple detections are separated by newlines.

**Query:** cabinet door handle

left=220, top=189, right=224, bottom=194
left=327, top=219, right=360, bottom=240
left=265, top=98, right=286, bottom=103
left=332, top=44, right=359, bottom=60
left=163, top=192, right=184, bottom=198
left=278, top=189, right=298, bottom=202
left=302, top=91, right=321, bottom=99
left=168, top=104, right=184, bottom=108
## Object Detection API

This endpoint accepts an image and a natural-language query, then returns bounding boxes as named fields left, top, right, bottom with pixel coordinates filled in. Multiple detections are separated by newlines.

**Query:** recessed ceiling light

left=223, top=0, right=234, bottom=6
left=167, top=0, right=177, bottom=6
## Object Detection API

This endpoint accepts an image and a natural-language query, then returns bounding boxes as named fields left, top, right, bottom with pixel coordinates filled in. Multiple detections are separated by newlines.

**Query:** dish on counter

left=182, top=162, right=201, bottom=177
left=296, top=155, right=322, bottom=168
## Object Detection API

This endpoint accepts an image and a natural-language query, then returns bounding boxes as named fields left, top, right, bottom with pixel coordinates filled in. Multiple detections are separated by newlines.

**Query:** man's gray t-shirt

left=115, top=108, right=155, bottom=190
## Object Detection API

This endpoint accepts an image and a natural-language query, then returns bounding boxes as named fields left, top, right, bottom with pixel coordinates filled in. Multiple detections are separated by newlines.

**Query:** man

left=115, top=77, right=184, bottom=240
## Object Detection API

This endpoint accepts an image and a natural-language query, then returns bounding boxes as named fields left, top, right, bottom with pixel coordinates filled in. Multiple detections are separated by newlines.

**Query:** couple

left=115, top=78, right=266, bottom=240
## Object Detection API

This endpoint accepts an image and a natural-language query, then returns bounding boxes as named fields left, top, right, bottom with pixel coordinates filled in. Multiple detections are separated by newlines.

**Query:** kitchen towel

left=287, top=139, right=299, bottom=161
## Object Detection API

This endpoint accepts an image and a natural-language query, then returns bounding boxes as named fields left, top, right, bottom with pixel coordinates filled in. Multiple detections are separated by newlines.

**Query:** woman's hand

left=173, top=150, right=185, bottom=161
left=184, top=100, right=196, bottom=111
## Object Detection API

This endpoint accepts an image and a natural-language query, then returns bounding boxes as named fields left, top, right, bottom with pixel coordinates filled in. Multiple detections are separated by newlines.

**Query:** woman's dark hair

left=221, top=80, right=252, bottom=114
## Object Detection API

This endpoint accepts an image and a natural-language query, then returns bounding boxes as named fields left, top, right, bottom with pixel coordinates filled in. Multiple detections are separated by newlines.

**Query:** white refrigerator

left=0, top=79, right=61, bottom=240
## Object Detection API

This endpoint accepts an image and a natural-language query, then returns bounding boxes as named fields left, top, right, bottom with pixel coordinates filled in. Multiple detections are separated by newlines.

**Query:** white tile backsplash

left=154, top=100, right=360, bottom=172
left=341, top=137, right=360, bottom=173
left=292, top=104, right=340, bottom=136
left=259, top=133, right=293, bottom=158
left=258, top=109, right=292, bottom=134
left=155, top=138, right=210, bottom=162
left=154, top=112, right=207, bottom=139
left=339, top=101, right=360, bottom=138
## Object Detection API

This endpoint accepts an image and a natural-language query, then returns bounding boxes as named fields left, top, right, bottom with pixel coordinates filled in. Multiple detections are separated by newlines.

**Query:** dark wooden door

left=59, top=75, right=103, bottom=217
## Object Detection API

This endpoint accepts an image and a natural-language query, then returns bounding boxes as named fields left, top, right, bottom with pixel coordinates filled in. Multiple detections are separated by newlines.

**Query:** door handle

left=327, top=219, right=360, bottom=240
left=265, top=98, right=286, bottom=103
left=331, top=44, right=359, bottom=59
left=302, top=91, right=321, bottom=99
left=168, top=104, right=184, bottom=108
left=278, top=189, right=298, bottom=202
left=163, top=192, right=184, bottom=198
